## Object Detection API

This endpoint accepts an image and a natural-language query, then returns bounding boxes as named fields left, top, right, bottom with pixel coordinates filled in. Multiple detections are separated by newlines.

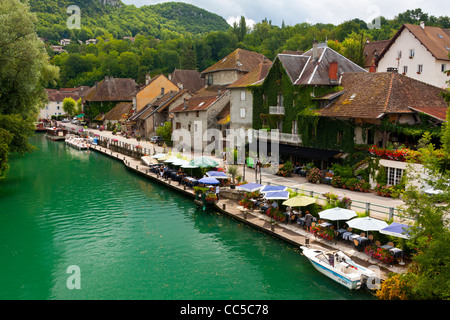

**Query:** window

left=442, top=64, right=447, bottom=72
left=292, top=120, right=298, bottom=134
left=240, top=108, right=246, bottom=118
left=387, top=167, right=403, bottom=186
left=188, top=124, right=191, bottom=132
left=240, top=90, right=246, bottom=101
left=403, top=66, right=408, bottom=74
left=57, top=106, right=60, bottom=110
left=196, top=111, right=199, bottom=118
left=277, top=93, right=283, bottom=106
left=176, top=113, right=179, bottom=117
left=417, top=64, right=423, bottom=74
left=207, top=75, right=213, bottom=85
left=409, top=49, right=415, bottom=58
left=337, top=131, right=344, bottom=143
left=176, top=122, right=181, bottom=130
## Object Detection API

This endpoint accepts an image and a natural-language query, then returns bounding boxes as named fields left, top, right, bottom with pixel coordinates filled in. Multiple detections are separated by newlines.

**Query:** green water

left=0, top=134, right=373, bottom=300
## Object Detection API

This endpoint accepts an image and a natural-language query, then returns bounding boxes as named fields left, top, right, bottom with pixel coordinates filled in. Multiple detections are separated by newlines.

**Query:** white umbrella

left=151, top=153, right=167, bottom=159
left=346, top=217, right=388, bottom=236
left=318, top=207, right=357, bottom=229
left=172, top=159, right=190, bottom=167
left=164, top=157, right=179, bottom=163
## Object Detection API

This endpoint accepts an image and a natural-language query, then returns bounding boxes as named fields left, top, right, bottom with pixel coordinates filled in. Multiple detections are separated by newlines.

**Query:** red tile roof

left=170, top=69, right=205, bottom=93
left=228, top=59, right=273, bottom=88
left=363, top=40, right=390, bottom=68
left=318, top=72, right=448, bottom=121
left=202, top=49, right=268, bottom=74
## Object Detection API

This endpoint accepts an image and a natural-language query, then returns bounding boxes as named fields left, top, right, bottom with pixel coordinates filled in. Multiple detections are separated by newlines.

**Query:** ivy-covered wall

left=84, top=101, right=125, bottom=121
left=249, top=58, right=355, bottom=153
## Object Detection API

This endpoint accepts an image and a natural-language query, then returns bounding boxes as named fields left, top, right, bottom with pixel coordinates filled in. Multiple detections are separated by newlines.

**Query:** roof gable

left=202, top=49, right=268, bottom=75
left=228, top=59, right=273, bottom=88
left=83, top=77, right=138, bottom=102
left=170, top=69, right=205, bottom=93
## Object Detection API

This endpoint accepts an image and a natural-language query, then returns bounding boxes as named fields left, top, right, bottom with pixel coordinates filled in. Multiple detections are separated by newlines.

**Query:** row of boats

left=65, top=134, right=91, bottom=150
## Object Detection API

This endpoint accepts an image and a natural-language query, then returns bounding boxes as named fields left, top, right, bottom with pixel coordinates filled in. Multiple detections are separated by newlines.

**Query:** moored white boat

left=65, top=134, right=89, bottom=150
left=300, top=245, right=379, bottom=290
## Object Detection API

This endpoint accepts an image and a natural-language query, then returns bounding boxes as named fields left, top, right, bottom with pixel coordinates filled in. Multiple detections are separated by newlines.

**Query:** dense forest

left=28, top=0, right=450, bottom=88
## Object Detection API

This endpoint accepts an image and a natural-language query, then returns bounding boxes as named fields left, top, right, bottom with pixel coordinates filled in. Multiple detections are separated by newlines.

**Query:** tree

left=0, top=0, right=59, bottom=177
left=62, top=98, right=77, bottom=117
left=156, top=122, right=173, bottom=146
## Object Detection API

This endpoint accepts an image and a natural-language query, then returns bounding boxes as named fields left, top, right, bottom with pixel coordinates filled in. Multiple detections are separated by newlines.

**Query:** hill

left=28, top=0, right=230, bottom=42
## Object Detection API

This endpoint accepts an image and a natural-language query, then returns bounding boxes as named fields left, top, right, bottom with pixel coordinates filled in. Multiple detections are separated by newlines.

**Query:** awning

left=76, top=114, right=84, bottom=118
left=217, top=115, right=230, bottom=125
left=278, top=144, right=342, bottom=161
left=94, top=114, right=105, bottom=121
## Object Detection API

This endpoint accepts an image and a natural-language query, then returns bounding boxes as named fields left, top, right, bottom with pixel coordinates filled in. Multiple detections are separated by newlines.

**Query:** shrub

left=306, top=167, right=324, bottom=183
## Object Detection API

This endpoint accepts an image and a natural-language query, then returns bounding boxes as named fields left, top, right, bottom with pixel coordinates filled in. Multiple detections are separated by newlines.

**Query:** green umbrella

left=189, top=157, right=218, bottom=168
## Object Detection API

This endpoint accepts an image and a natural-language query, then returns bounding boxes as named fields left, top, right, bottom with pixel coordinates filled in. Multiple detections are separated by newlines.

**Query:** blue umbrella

left=379, top=223, right=412, bottom=239
left=206, top=171, right=228, bottom=179
left=198, top=177, right=220, bottom=185
left=260, top=185, right=287, bottom=193
left=236, top=183, right=263, bottom=192
left=263, top=191, right=290, bottom=200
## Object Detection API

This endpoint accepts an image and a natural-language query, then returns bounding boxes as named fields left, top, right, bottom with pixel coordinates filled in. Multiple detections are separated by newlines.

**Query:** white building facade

left=377, top=23, right=450, bottom=88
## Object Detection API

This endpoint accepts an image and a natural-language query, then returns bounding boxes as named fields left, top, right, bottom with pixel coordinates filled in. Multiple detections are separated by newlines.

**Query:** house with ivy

left=249, top=41, right=366, bottom=166
left=82, top=76, right=138, bottom=123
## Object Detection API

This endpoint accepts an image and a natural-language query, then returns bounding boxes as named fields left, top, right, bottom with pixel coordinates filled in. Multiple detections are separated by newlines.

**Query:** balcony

left=269, top=106, right=285, bottom=115
left=250, top=129, right=302, bottom=146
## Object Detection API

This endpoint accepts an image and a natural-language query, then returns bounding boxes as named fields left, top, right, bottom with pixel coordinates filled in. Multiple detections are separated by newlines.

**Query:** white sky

left=121, top=0, right=448, bottom=27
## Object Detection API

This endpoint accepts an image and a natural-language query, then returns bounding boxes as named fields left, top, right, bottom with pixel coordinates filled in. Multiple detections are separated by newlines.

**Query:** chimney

left=420, top=21, right=425, bottom=29
left=145, top=74, right=151, bottom=85
left=329, top=61, right=338, bottom=82
left=312, top=40, right=319, bottom=62
left=161, top=87, right=165, bottom=96
left=183, top=98, right=189, bottom=110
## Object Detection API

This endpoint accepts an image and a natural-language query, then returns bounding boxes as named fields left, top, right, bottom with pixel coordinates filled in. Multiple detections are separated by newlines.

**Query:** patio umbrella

left=236, top=183, right=264, bottom=192
left=206, top=171, right=228, bottom=179
left=198, top=177, right=220, bottom=185
left=172, top=159, right=190, bottom=167
left=346, top=217, right=388, bottom=236
left=423, top=187, right=443, bottom=195
left=164, top=157, right=179, bottom=163
left=260, top=185, right=287, bottom=193
left=379, top=222, right=412, bottom=239
left=318, top=207, right=357, bottom=229
left=263, top=191, right=290, bottom=200
left=189, top=157, right=218, bottom=168
left=158, top=155, right=172, bottom=161
left=151, top=153, right=167, bottom=159
left=282, top=195, right=316, bottom=207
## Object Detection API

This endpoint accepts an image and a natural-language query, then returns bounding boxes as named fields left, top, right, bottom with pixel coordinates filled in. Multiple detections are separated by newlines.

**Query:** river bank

left=86, top=139, right=407, bottom=283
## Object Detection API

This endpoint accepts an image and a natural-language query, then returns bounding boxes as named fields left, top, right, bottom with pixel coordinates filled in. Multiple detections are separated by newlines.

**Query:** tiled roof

left=363, top=40, right=390, bottom=68
left=170, top=69, right=205, bottom=93
left=83, top=77, right=138, bottom=102
left=277, top=45, right=366, bottom=86
left=377, top=23, right=450, bottom=63
left=228, top=59, right=273, bottom=88
left=318, top=72, right=448, bottom=120
left=202, top=49, right=268, bottom=74
left=170, top=96, right=218, bottom=113
left=104, top=102, right=133, bottom=121
left=46, top=89, right=81, bottom=102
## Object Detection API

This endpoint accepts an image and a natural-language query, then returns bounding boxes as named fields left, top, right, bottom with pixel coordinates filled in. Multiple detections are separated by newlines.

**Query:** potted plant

left=306, top=167, right=324, bottom=184
left=228, top=165, right=238, bottom=189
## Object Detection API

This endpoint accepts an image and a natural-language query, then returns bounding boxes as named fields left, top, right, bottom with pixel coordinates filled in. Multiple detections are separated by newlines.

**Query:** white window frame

left=240, top=108, right=246, bottom=119
left=403, top=66, right=408, bottom=74
left=409, top=49, right=415, bottom=58
left=386, top=167, right=403, bottom=186
left=240, top=90, right=246, bottom=101
left=417, top=64, right=423, bottom=73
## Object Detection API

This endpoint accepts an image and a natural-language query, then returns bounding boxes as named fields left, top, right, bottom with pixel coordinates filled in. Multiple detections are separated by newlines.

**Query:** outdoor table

left=348, top=234, right=361, bottom=241
left=260, top=205, right=269, bottom=213
left=381, top=244, right=394, bottom=250
left=297, top=217, right=306, bottom=227
left=355, top=236, right=370, bottom=248
left=389, top=248, right=403, bottom=259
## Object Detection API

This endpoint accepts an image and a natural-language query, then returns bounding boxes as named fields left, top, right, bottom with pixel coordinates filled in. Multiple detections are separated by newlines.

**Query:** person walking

left=304, top=211, right=313, bottom=232
left=215, top=185, right=220, bottom=201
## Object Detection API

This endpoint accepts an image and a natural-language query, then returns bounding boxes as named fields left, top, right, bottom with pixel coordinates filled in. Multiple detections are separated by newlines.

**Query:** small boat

left=45, top=127, right=68, bottom=141
left=300, top=245, right=379, bottom=290
left=65, top=134, right=90, bottom=150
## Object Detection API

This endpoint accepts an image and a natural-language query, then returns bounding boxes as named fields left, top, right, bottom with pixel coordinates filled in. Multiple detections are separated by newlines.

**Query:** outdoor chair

left=375, top=240, right=381, bottom=247
left=353, top=239, right=360, bottom=251
left=360, top=232, right=366, bottom=237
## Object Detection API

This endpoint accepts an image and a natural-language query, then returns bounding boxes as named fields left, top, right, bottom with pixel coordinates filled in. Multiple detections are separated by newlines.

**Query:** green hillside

left=28, top=0, right=230, bottom=42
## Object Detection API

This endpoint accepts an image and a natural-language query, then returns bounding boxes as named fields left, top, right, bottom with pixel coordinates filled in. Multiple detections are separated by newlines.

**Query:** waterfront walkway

left=82, top=138, right=407, bottom=282
left=64, top=123, right=407, bottom=222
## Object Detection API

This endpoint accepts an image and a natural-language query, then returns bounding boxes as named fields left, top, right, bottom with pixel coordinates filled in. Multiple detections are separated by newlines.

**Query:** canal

left=0, top=134, right=374, bottom=300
